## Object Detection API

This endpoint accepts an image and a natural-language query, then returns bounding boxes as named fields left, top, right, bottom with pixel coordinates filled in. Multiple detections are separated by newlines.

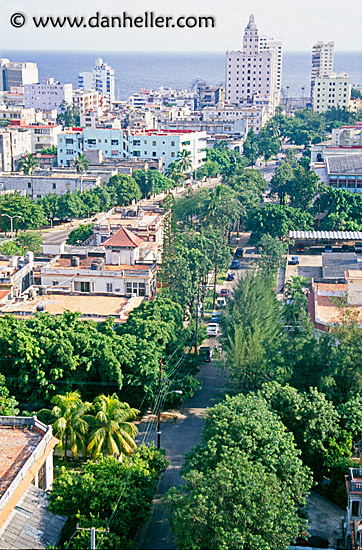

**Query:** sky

left=1, top=0, right=362, bottom=52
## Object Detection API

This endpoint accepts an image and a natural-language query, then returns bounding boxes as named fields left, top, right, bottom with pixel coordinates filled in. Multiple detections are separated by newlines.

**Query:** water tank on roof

left=37, top=304, right=46, bottom=311
left=38, top=286, right=47, bottom=296
left=8, top=257, right=18, bottom=268
left=90, top=262, right=101, bottom=271
left=71, top=256, right=80, bottom=267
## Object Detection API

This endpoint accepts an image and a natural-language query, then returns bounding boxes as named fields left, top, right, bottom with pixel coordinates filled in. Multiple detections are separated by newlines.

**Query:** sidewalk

left=134, top=360, right=227, bottom=550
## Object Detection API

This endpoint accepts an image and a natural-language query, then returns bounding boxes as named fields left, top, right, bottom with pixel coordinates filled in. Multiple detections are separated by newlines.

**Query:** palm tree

left=165, top=162, right=186, bottom=187
left=86, top=394, right=139, bottom=460
left=19, top=153, right=38, bottom=175
left=177, top=150, right=193, bottom=180
left=39, top=391, right=90, bottom=461
left=74, top=154, right=89, bottom=193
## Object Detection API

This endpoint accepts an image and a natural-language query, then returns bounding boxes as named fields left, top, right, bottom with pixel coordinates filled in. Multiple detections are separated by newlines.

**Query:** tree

left=19, top=153, right=38, bottom=175
left=49, top=446, right=168, bottom=549
left=165, top=162, right=186, bottom=186
left=0, top=241, right=20, bottom=255
left=0, top=374, right=19, bottom=416
left=166, top=392, right=312, bottom=550
left=67, top=223, right=94, bottom=245
left=0, top=119, right=10, bottom=128
left=167, top=449, right=305, bottom=550
left=107, top=174, right=141, bottom=206
left=74, top=154, right=89, bottom=193
left=196, top=160, right=219, bottom=180
left=15, top=231, right=43, bottom=255
left=39, top=391, right=90, bottom=460
left=38, top=145, right=57, bottom=155
left=57, top=191, right=85, bottom=220
left=57, top=102, right=80, bottom=126
left=242, top=129, right=259, bottom=166
left=246, top=204, right=314, bottom=240
left=220, top=272, right=286, bottom=391
left=86, top=394, right=139, bottom=459
left=133, top=170, right=174, bottom=197
left=270, top=161, right=295, bottom=204
left=0, top=192, right=44, bottom=232
left=177, top=150, right=193, bottom=178
left=38, top=193, right=59, bottom=227
left=258, top=234, right=288, bottom=275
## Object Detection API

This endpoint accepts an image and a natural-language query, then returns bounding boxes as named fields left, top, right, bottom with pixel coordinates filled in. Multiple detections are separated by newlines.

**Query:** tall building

left=312, top=73, right=351, bottom=113
left=311, top=41, right=334, bottom=97
left=24, top=77, right=73, bottom=113
left=0, top=59, right=38, bottom=91
left=225, top=14, right=282, bottom=118
left=78, top=58, right=115, bottom=102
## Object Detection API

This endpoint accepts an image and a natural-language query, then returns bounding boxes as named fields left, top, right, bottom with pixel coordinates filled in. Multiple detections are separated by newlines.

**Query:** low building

left=92, top=205, right=166, bottom=261
left=196, top=85, right=225, bottom=109
left=0, top=172, right=101, bottom=199
left=73, top=89, right=109, bottom=115
left=0, top=127, right=32, bottom=172
left=0, top=415, right=66, bottom=549
left=0, top=107, right=36, bottom=125
left=23, top=123, right=62, bottom=154
left=312, top=152, right=362, bottom=192
left=40, top=228, right=157, bottom=298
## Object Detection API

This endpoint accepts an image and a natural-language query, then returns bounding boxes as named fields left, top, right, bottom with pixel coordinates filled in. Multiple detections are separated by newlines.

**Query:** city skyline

left=1, top=0, right=362, bottom=52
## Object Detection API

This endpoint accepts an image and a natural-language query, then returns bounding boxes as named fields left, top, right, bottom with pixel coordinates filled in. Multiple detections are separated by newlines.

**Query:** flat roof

left=3, top=293, right=129, bottom=318
left=0, top=425, right=44, bottom=499
left=48, top=257, right=153, bottom=272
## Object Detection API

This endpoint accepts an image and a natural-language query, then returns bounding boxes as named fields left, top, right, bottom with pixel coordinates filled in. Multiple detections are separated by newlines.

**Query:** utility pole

left=71, top=525, right=108, bottom=550
left=157, top=357, right=162, bottom=449
left=212, top=260, right=218, bottom=311
left=195, top=284, right=200, bottom=354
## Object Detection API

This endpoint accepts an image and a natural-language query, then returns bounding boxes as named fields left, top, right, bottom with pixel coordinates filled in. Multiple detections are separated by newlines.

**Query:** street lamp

left=301, top=87, right=305, bottom=108
left=1, top=214, right=21, bottom=237
left=156, top=389, right=183, bottom=449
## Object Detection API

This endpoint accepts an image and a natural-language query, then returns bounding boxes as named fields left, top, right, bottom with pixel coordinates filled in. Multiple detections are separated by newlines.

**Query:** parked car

left=226, top=272, right=235, bottom=281
left=211, top=310, right=221, bottom=322
left=220, top=288, right=230, bottom=296
left=341, top=244, right=350, bottom=252
left=206, top=323, right=220, bottom=337
left=230, top=260, right=240, bottom=269
left=355, top=242, right=362, bottom=253
left=296, top=244, right=305, bottom=253
left=288, top=256, right=299, bottom=265
left=216, top=297, right=226, bottom=308
left=199, top=346, right=213, bottom=362
left=324, top=244, right=333, bottom=253
left=235, top=247, right=244, bottom=258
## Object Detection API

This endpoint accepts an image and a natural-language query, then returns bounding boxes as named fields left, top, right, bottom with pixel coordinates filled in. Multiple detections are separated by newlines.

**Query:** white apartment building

left=331, top=123, right=362, bottom=147
left=0, top=59, right=38, bottom=91
left=226, top=14, right=281, bottom=119
left=22, top=123, right=63, bottom=153
left=311, top=41, right=334, bottom=97
left=0, top=106, right=36, bottom=124
left=78, top=58, right=115, bottom=102
left=312, top=73, right=351, bottom=113
left=202, top=105, right=267, bottom=134
left=24, top=78, right=73, bottom=113
left=0, top=127, right=32, bottom=171
left=73, top=89, right=109, bottom=115
left=128, top=129, right=207, bottom=170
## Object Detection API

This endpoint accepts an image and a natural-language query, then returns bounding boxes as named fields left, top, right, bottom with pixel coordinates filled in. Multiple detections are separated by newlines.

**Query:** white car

left=207, top=323, right=220, bottom=337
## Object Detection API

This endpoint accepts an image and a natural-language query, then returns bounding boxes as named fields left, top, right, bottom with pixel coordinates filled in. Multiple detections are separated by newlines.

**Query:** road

left=135, top=360, right=227, bottom=550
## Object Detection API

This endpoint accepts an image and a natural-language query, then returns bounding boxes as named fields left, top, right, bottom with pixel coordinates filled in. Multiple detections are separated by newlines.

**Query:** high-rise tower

left=225, top=15, right=282, bottom=117
left=311, top=41, right=334, bottom=97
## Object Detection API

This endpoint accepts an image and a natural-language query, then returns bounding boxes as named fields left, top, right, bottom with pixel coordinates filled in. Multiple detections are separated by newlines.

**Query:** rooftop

left=1, top=293, right=140, bottom=321
left=0, top=417, right=48, bottom=500
left=322, top=252, right=361, bottom=279
left=326, top=153, right=362, bottom=175
left=0, top=484, right=67, bottom=549
left=101, top=226, right=144, bottom=248
left=48, top=256, right=153, bottom=272
left=289, top=230, right=362, bottom=240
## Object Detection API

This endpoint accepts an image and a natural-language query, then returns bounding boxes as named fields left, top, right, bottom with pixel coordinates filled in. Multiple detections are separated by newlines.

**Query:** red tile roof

left=101, top=226, right=144, bottom=248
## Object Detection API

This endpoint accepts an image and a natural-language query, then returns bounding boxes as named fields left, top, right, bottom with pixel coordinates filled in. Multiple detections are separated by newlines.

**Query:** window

left=27, top=182, right=31, bottom=189
left=106, top=283, right=113, bottom=292
left=126, top=281, right=146, bottom=296
left=52, top=280, right=58, bottom=286
left=111, top=140, right=119, bottom=145
left=87, top=139, right=96, bottom=145
left=74, top=281, right=90, bottom=292
left=152, top=141, right=156, bottom=146
left=53, top=183, right=56, bottom=189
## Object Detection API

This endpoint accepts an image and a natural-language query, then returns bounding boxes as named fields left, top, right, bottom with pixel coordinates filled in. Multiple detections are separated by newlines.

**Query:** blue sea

left=2, top=50, right=362, bottom=101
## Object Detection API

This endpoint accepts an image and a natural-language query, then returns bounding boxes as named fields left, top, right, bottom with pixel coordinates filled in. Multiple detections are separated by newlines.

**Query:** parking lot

left=285, top=254, right=323, bottom=281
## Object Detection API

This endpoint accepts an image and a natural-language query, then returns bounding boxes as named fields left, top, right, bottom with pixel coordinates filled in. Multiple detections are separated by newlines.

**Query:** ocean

left=2, top=50, right=362, bottom=101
